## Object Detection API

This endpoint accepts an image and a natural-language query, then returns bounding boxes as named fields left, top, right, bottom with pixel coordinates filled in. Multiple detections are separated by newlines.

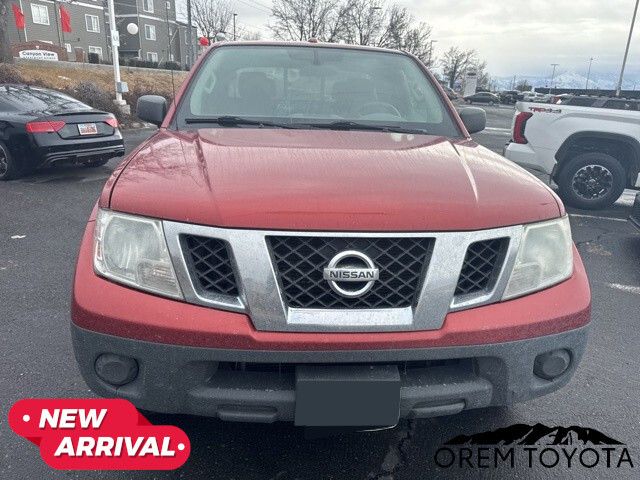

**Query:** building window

left=85, top=14, right=100, bottom=33
left=88, top=46, right=103, bottom=59
left=65, top=43, right=72, bottom=53
left=146, top=52, right=158, bottom=62
left=143, top=0, right=154, bottom=13
left=31, top=4, right=50, bottom=25
left=144, top=24, right=156, bottom=41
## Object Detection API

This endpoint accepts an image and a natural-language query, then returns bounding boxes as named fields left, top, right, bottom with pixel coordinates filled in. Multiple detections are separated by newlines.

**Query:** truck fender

left=554, top=131, right=640, bottom=187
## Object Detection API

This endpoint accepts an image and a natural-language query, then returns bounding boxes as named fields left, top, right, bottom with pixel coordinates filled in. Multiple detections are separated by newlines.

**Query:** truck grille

left=454, top=238, right=508, bottom=296
left=268, top=236, right=433, bottom=309
left=182, top=235, right=239, bottom=296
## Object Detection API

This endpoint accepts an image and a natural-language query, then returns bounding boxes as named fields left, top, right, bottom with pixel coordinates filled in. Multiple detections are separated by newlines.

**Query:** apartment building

left=7, top=0, right=197, bottom=66
left=7, top=0, right=109, bottom=61
left=114, top=0, right=197, bottom=67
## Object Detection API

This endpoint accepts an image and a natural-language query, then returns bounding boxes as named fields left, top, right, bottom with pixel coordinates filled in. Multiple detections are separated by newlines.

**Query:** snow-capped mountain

left=445, top=423, right=624, bottom=446
left=493, top=70, right=640, bottom=91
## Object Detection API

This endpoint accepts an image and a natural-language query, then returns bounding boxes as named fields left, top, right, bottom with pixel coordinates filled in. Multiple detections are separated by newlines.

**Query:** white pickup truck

left=504, top=101, right=640, bottom=209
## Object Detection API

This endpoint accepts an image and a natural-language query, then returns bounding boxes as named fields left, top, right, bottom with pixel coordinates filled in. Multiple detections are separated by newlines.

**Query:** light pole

left=428, top=39, right=438, bottom=68
left=233, top=13, right=237, bottom=40
left=186, top=0, right=193, bottom=68
left=107, top=0, right=129, bottom=112
left=550, top=63, right=559, bottom=94
left=616, top=0, right=639, bottom=97
left=585, top=57, right=594, bottom=90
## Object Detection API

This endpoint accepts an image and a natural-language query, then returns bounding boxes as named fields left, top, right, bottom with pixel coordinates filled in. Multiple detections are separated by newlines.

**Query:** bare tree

left=192, top=0, right=234, bottom=40
left=401, top=23, right=433, bottom=65
left=270, top=0, right=435, bottom=66
left=440, top=46, right=476, bottom=88
left=372, top=6, right=433, bottom=66
left=270, top=0, right=353, bottom=42
left=0, top=0, right=13, bottom=63
left=239, top=29, right=263, bottom=41
left=516, top=79, right=532, bottom=92
left=470, top=59, right=491, bottom=90
left=376, top=5, right=410, bottom=49
left=342, top=0, right=384, bottom=45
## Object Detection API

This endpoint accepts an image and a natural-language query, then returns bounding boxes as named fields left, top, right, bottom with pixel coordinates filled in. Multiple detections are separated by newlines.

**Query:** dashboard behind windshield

left=176, top=45, right=461, bottom=136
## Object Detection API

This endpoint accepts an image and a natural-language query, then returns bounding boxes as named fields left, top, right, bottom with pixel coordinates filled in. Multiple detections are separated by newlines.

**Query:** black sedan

left=0, top=84, right=125, bottom=180
left=463, top=92, right=501, bottom=105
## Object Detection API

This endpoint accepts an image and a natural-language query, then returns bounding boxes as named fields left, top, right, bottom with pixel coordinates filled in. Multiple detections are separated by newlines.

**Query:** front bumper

left=72, top=323, right=588, bottom=423
left=71, top=217, right=591, bottom=425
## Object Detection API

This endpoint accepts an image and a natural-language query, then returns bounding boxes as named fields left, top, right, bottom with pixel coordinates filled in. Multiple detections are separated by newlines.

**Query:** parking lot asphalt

left=1, top=106, right=639, bottom=479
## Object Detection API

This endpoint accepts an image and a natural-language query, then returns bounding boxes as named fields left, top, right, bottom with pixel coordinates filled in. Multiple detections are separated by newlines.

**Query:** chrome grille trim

left=162, top=222, right=523, bottom=332
left=267, top=236, right=434, bottom=309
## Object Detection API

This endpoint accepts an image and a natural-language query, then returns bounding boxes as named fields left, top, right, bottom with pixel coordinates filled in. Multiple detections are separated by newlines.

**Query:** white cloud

left=199, top=0, right=638, bottom=76
left=400, top=0, right=638, bottom=76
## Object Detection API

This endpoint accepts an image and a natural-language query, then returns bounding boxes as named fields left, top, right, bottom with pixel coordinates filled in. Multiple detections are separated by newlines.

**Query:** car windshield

left=176, top=45, right=461, bottom=137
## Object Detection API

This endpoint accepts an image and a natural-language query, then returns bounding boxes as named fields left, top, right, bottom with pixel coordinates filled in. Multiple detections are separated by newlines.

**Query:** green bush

left=125, top=58, right=160, bottom=69
left=159, top=61, right=182, bottom=71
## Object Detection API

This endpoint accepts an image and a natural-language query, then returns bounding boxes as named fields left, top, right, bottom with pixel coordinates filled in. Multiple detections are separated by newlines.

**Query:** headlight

left=94, top=209, right=183, bottom=299
left=503, top=216, right=573, bottom=300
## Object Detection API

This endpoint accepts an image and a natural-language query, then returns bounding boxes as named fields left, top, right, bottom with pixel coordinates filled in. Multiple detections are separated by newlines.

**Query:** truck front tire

left=557, top=152, right=626, bottom=210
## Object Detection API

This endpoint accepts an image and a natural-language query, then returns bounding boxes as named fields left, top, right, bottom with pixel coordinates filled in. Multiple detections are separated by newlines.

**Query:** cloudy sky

left=191, top=0, right=639, bottom=78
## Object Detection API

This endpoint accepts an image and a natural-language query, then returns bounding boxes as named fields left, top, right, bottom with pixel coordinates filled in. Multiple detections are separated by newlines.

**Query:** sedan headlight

left=94, top=209, right=183, bottom=299
left=503, top=216, right=573, bottom=300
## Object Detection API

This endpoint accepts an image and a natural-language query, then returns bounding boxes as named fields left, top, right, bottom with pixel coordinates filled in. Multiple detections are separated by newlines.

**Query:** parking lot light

left=550, top=63, right=559, bottom=94
left=585, top=57, right=594, bottom=90
left=107, top=0, right=130, bottom=114
left=616, top=0, right=639, bottom=97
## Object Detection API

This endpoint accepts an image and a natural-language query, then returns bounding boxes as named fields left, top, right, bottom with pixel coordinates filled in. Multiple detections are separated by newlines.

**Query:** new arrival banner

left=8, top=399, right=190, bottom=470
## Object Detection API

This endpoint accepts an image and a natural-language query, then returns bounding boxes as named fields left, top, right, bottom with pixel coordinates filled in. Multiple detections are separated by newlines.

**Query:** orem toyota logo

left=323, top=250, right=379, bottom=298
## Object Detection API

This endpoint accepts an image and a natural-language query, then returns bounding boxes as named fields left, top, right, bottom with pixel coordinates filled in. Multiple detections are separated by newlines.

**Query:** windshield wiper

left=309, top=121, right=427, bottom=134
left=184, top=116, right=299, bottom=129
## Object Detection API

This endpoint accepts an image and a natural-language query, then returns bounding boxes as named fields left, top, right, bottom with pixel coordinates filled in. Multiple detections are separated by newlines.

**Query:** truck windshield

left=176, top=45, right=461, bottom=137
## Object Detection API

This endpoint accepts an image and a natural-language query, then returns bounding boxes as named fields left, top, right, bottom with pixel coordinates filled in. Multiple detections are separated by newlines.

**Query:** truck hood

left=107, top=129, right=561, bottom=231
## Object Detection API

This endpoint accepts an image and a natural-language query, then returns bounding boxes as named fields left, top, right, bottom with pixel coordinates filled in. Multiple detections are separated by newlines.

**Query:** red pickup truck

left=71, top=42, right=590, bottom=427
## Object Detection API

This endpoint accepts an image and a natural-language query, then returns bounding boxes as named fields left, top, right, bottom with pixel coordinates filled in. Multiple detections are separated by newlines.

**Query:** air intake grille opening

left=182, top=235, right=239, bottom=296
left=268, top=236, right=433, bottom=309
left=455, top=238, right=508, bottom=296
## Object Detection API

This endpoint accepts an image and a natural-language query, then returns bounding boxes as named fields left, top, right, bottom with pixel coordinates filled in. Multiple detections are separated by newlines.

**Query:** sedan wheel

left=0, top=144, right=8, bottom=177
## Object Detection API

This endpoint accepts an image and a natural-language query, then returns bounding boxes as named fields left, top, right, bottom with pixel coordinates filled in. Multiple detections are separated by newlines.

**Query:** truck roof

left=209, top=40, right=411, bottom=57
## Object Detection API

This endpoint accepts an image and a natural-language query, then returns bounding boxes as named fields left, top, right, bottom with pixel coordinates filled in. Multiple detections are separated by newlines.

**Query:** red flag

left=12, top=4, right=25, bottom=30
left=60, top=5, right=72, bottom=33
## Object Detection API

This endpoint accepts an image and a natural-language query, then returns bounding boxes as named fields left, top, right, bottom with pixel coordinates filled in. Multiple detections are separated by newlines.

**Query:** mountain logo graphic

left=444, top=423, right=623, bottom=446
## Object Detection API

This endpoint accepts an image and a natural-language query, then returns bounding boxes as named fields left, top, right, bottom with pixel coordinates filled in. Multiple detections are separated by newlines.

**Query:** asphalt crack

left=368, top=420, right=417, bottom=480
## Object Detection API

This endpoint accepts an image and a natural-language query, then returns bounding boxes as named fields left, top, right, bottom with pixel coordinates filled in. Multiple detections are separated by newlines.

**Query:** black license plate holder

left=295, top=365, right=400, bottom=427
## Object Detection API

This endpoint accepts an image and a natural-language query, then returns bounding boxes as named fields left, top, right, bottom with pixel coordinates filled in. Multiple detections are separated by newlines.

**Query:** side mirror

left=136, top=95, right=167, bottom=126
left=458, top=107, right=486, bottom=134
